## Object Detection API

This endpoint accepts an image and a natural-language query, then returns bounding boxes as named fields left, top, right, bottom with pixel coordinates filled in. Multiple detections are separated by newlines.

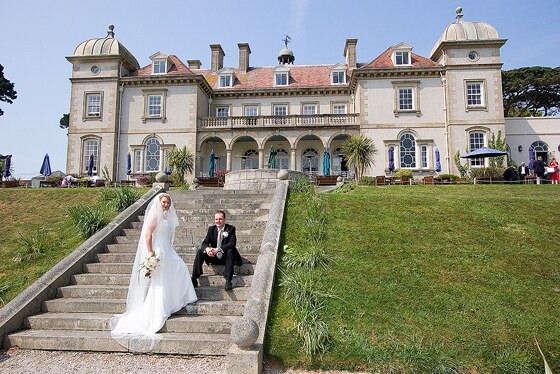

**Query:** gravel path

left=0, top=348, right=362, bottom=374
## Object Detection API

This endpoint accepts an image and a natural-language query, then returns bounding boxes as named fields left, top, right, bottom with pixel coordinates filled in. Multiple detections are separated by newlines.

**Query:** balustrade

left=199, top=114, right=359, bottom=129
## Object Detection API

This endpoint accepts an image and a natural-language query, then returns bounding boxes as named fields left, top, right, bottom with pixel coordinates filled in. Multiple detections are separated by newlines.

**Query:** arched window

left=243, top=149, right=259, bottom=169
left=82, top=138, right=99, bottom=175
left=332, top=148, right=347, bottom=175
left=400, top=133, right=416, bottom=168
left=145, top=138, right=161, bottom=172
left=302, top=148, right=319, bottom=175
left=469, top=131, right=485, bottom=167
left=276, top=148, right=289, bottom=169
left=531, top=141, right=549, bottom=162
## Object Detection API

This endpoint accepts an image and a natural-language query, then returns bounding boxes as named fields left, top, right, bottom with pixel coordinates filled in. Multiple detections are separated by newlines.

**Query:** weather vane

left=282, top=35, right=291, bottom=48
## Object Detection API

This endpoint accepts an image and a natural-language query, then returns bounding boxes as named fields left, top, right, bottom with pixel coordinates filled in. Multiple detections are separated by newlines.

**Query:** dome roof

left=431, top=8, right=500, bottom=57
left=73, top=25, right=140, bottom=70
left=277, top=48, right=294, bottom=58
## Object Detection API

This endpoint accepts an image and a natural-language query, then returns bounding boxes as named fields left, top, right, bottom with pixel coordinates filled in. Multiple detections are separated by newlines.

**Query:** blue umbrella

left=388, top=147, right=395, bottom=172
left=39, top=153, right=52, bottom=177
left=164, top=167, right=172, bottom=175
left=461, top=147, right=507, bottom=158
left=323, top=148, right=330, bottom=176
left=3, top=155, right=12, bottom=178
left=435, top=148, right=441, bottom=172
left=209, top=149, right=215, bottom=177
left=126, top=153, right=132, bottom=175
left=87, top=154, right=94, bottom=177
left=528, top=146, right=535, bottom=169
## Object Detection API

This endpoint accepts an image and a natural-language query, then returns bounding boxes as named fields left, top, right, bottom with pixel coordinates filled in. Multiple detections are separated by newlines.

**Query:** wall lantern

left=518, top=145, right=523, bottom=152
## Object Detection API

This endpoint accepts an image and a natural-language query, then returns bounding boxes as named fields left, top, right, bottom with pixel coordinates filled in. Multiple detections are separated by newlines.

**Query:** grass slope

left=267, top=185, right=559, bottom=373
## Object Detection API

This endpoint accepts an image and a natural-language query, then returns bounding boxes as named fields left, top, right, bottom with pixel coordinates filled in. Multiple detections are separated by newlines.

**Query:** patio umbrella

left=461, top=147, right=507, bottom=176
left=3, top=154, right=12, bottom=179
left=267, top=146, right=277, bottom=169
left=39, top=153, right=52, bottom=177
left=209, top=149, right=215, bottom=177
left=528, top=146, right=535, bottom=169
left=435, top=148, right=441, bottom=172
left=87, top=154, right=94, bottom=177
left=388, top=147, right=395, bottom=172
left=323, top=148, right=330, bottom=176
left=126, top=153, right=132, bottom=176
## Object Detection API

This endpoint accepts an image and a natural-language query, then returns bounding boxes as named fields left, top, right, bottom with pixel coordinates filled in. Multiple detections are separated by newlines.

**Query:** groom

left=191, top=210, right=242, bottom=290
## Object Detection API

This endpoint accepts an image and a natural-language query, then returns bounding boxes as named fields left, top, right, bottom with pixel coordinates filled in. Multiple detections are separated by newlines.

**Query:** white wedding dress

left=110, top=193, right=197, bottom=352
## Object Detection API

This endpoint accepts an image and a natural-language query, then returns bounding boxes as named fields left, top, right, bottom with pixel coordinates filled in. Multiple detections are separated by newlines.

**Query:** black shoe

left=225, top=279, right=233, bottom=291
left=192, top=277, right=199, bottom=288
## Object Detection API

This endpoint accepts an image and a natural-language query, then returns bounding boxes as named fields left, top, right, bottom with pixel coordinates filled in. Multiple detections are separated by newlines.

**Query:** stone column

left=226, top=149, right=232, bottom=171
left=258, top=148, right=264, bottom=169
left=290, top=148, right=297, bottom=170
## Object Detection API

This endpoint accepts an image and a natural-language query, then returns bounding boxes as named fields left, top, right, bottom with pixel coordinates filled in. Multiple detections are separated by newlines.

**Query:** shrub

left=100, top=188, right=139, bottom=211
left=136, top=175, right=150, bottom=187
left=437, top=173, right=459, bottom=181
left=13, top=227, right=55, bottom=262
left=470, top=167, right=506, bottom=179
left=289, top=177, right=312, bottom=193
left=68, top=204, right=110, bottom=238
left=394, top=169, right=413, bottom=177
left=360, top=176, right=376, bottom=186
left=283, top=244, right=329, bottom=270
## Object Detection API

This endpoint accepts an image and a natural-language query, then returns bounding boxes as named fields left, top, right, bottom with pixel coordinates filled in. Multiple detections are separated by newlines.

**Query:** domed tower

left=277, top=35, right=295, bottom=65
left=431, top=7, right=507, bottom=175
left=65, top=25, right=140, bottom=179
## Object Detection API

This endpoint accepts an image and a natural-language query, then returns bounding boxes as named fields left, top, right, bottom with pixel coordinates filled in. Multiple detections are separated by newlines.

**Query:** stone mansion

left=64, top=8, right=559, bottom=182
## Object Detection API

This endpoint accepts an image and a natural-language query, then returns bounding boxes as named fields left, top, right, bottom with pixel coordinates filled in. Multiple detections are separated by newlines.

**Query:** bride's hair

left=159, top=193, right=171, bottom=202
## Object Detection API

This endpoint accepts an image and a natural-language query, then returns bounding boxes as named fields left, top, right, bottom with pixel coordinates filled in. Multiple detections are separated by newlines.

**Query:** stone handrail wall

left=199, top=113, right=360, bottom=130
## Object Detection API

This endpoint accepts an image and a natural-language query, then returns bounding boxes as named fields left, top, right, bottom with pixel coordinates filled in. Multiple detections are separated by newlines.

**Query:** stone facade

left=64, top=10, right=558, bottom=183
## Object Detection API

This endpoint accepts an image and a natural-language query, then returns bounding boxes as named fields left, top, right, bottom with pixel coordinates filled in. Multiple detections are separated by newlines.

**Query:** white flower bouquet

left=138, top=253, right=160, bottom=280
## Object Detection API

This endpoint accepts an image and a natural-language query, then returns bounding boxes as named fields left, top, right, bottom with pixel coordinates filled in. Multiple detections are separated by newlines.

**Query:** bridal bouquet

left=138, top=253, right=160, bottom=280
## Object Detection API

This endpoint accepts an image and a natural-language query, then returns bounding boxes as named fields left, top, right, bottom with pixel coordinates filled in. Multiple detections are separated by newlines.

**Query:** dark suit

left=192, top=223, right=242, bottom=282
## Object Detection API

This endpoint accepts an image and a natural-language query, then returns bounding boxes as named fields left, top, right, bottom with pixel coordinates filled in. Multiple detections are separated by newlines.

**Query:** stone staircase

left=6, top=189, right=273, bottom=355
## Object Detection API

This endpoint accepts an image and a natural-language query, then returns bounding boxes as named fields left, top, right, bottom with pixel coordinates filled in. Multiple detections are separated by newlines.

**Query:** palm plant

left=166, top=146, right=194, bottom=186
left=341, top=134, right=377, bottom=183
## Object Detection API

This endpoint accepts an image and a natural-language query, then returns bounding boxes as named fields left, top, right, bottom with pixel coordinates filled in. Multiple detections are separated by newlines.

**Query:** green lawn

left=266, top=185, right=560, bottom=373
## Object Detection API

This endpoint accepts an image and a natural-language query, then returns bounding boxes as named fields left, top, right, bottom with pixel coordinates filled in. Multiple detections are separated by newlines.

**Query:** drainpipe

left=115, top=62, right=124, bottom=186
left=440, top=69, right=451, bottom=173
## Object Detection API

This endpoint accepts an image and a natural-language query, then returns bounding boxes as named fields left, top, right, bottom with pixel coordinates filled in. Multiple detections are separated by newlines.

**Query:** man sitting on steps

left=191, top=210, right=242, bottom=290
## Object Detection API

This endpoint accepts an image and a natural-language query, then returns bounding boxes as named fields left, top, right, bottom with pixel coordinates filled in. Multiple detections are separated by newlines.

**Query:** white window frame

left=392, top=81, right=420, bottom=116
left=332, top=70, right=346, bottom=84
left=81, top=137, right=99, bottom=175
left=142, top=89, right=167, bottom=123
left=332, top=103, right=347, bottom=115
left=133, top=149, right=142, bottom=173
left=398, top=87, right=414, bottom=110
left=399, top=133, right=417, bottom=169
left=219, top=74, right=233, bottom=88
left=84, top=92, right=103, bottom=120
left=152, top=59, right=167, bottom=74
left=465, top=80, right=487, bottom=110
left=395, top=51, right=410, bottom=66
left=273, top=104, right=288, bottom=116
left=469, top=131, right=486, bottom=167
left=275, top=72, right=288, bottom=86
left=244, top=105, right=259, bottom=117
left=216, top=106, right=230, bottom=117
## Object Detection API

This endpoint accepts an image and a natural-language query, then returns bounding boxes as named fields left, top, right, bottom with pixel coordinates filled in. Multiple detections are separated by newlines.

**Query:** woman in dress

left=110, top=193, right=197, bottom=352
left=549, top=157, right=559, bottom=184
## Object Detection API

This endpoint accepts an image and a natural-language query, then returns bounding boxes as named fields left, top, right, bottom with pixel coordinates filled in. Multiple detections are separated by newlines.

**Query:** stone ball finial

left=277, top=169, right=289, bottom=180
left=230, top=318, right=259, bottom=349
left=155, top=171, right=168, bottom=183
left=456, top=7, right=462, bottom=15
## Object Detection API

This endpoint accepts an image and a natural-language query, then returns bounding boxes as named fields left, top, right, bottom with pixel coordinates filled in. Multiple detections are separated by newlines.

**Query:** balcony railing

left=199, top=114, right=360, bottom=129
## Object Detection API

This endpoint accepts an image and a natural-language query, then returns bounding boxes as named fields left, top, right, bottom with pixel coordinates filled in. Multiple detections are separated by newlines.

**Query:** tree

left=59, top=113, right=69, bottom=129
left=454, top=150, right=470, bottom=178
left=341, top=134, right=377, bottom=183
left=502, top=66, right=560, bottom=117
left=0, top=64, right=17, bottom=116
left=488, top=130, right=507, bottom=168
left=166, top=146, right=194, bottom=185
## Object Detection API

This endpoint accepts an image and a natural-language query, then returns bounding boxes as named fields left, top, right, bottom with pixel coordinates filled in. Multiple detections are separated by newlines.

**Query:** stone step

left=106, top=241, right=262, bottom=253
left=25, top=313, right=239, bottom=334
left=6, top=329, right=231, bottom=355
left=43, top=298, right=246, bottom=316
left=95, top=252, right=260, bottom=264
left=72, top=273, right=253, bottom=287
left=57, top=285, right=248, bottom=301
left=111, top=234, right=264, bottom=246
left=83, top=262, right=255, bottom=276
left=179, top=214, right=269, bottom=223
left=121, top=224, right=266, bottom=238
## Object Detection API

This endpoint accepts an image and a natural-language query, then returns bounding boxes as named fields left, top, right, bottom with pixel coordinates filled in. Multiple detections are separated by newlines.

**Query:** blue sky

left=1, top=0, right=559, bottom=178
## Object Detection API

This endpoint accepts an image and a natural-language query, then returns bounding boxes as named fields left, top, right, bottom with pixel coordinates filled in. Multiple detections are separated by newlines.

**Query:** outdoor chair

left=423, top=176, right=434, bottom=185
left=376, top=176, right=387, bottom=185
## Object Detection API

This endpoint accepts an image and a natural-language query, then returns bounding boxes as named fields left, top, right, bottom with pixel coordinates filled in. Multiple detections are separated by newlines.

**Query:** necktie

left=217, top=228, right=223, bottom=249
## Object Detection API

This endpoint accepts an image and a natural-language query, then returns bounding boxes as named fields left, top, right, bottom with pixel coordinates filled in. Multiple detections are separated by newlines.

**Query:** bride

left=110, top=192, right=197, bottom=352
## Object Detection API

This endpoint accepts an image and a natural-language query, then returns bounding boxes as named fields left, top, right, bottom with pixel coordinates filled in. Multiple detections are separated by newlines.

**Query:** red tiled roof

left=361, top=47, right=440, bottom=69
left=194, top=65, right=344, bottom=90
left=128, top=55, right=194, bottom=76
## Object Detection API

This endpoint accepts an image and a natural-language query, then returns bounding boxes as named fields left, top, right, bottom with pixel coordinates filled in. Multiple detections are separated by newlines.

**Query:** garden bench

left=314, top=175, right=339, bottom=186
left=196, top=177, right=224, bottom=187
left=119, top=180, right=136, bottom=187
left=39, top=180, right=58, bottom=188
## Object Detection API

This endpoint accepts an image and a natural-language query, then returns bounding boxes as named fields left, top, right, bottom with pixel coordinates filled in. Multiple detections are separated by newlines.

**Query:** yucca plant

left=342, top=134, right=377, bottom=183
left=13, top=227, right=55, bottom=262
left=68, top=204, right=110, bottom=238
left=100, top=188, right=139, bottom=211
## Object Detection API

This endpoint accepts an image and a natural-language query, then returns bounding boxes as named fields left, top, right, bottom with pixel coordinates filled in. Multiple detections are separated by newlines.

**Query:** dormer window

left=331, top=64, right=347, bottom=85
left=219, top=75, right=232, bottom=87
left=395, top=51, right=410, bottom=65
left=153, top=60, right=167, bottom=74
left=217, top=68, right=234, bottom=88
left=391, top=42, right=413, bottom=67
left=150, top=52, right=170, bottom=75
left=273, top=65, right=290, bottom=86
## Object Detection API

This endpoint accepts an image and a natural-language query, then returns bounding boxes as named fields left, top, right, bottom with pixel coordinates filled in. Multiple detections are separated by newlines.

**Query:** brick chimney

left=344, top=38, right=358, bottom=69
left=210, top=44, right=225, bottom=73
left=238, top=43, right=251, bottom=74
left=187, top=59, right=201, bottom=69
